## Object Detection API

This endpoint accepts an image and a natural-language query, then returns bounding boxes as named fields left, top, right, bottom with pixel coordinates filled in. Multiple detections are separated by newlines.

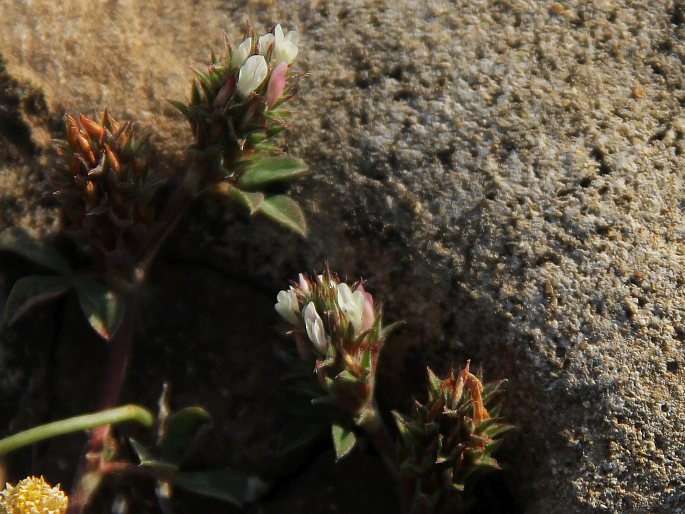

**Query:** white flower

left=237, top=55, right=268, bottom=97
left=303, top=302, right=327, bottom=353
left=336, top=283, right=366, bottom=335
left=272, top=24, right=299, bottom=65
left=258, top=33, right=275, bottom=55
left=275, top=287, right=299, bottom=325
left=231, top=37, right=252, bottom=68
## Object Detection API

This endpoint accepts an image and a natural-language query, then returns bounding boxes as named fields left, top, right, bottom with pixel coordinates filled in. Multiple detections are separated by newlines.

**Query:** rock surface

left=1, top=0, right=684, bottom=512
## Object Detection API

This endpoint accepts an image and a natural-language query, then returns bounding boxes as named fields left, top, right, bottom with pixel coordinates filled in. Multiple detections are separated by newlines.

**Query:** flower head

left=272, top=24, right=299, bottom=65
left=237, top=55, right=268, bottom=98
left=275, top=287, right=300, bottom=325
left=303, top=302, right=327, bottom=354
left=0, top=476, right=68, bottom=514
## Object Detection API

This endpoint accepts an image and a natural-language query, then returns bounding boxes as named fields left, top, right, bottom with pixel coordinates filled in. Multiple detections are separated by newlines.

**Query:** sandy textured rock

left=1, top=0, right=684, bottom=512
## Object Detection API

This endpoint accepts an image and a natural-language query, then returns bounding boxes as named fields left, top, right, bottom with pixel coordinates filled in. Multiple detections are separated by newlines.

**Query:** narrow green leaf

left=230, top=188, right=265, bottom=215
left=0, top=230, right=70, bottom=274
left=331, top=423, right=357, bottom=461
left=73, top=277, right=124, bottom=341
left=173, top=469, right=255, bottom=507
left=427, top=367, right=442, bottom=392
left=380, top=321, right=404, bottom=342
left=167, top=100, right=192, bottom=119
left=160, top=407, right=211, bottom=462
left=258, top=195, right=307, bottom=237
left=238, top=156, right=308, bottom=189
left=360, top=350, right=372, bottom=372
left=4, top=275, right=71, bottom=325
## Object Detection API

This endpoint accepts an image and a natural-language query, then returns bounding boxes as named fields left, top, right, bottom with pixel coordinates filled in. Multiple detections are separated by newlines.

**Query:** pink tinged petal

left=265, top=62, right=288, bottom=107
left=298, top=273, right=311, bottom=293
left=360, top=288, right=375, bottom=331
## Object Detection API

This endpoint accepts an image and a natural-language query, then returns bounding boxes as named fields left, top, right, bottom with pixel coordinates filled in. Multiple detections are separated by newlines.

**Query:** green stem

left=358, top=403, right=398, bottom=479
left=0, top=405, right=153, bottom=456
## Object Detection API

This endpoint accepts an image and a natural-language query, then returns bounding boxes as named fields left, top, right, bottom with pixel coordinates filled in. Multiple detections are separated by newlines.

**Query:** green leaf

left=238, top=156, right=308, bottom=189
left=173, top=469, right=257, bottom=507
left=129, top=439, right=179, bottom=474
left=331, top=423, right=357, bottom=461
left=380, top=321, right=404, bottom=342
left=160, top=407, right=211, bottom=462
left=168, top=100, right=192, bottom=119
left=229, top=187, right=265, bottom=215
left=257, top=195, right=307, bottom=237
left=0, top=230, right=70, bottom=274
left=73, top=277, right=124, bottom=341
left=4, top=275, right=71, bottom=325
left=360, top=350, right=372, bottom=372
left=427, top=367, right=442, bottom=392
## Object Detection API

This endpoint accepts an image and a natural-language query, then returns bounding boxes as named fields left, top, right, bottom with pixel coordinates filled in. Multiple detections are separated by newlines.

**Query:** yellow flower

left=0, top=477, right=68, bottom=514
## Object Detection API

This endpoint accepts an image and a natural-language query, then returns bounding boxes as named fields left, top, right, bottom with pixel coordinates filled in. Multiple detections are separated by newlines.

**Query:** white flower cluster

left=274, top=277, right=375, bottom=356
left=232, top=24, right=299, bottom=99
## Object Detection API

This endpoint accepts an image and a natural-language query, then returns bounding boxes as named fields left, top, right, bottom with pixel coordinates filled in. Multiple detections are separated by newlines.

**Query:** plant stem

left=359, top=403, right=421, bottom=514
left=0, top=405, right=153, bottom=456
left=358, top=403, right=398, bottom=479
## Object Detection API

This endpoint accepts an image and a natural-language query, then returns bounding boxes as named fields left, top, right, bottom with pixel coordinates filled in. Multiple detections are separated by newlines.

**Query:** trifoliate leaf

left=257, top=195, right=307, bottom=237
left=160, top=407, right=211, bottom=462
left=238, top=156, right=308, bottom=189
left=73, top=277, right=124, bottom=341
left=4, top=275, right=71, bottom=325
left=230, top=187, right=265, bottom=214
left=173, top=468, right=257, bottom=507
left=331, top=422, right=357, bottom=462
left=0, top=230, right=70, bottom=274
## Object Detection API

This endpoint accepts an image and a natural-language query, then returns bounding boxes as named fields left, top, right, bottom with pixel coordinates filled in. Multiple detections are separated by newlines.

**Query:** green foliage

left=331, top=422, right=357, bottom=461
left=74, top=277, right=124, bottom=341
left=0, top=229, right=70, bottom=274
left=257, top=195, right=308, bottom=237
left=4, top=275, right=71, bottom=325
left=238, top=156, right=308, bottom=189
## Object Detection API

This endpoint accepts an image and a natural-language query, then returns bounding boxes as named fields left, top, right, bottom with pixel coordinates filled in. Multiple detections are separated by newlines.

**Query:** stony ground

left=0, top=1, right=684, bottom=513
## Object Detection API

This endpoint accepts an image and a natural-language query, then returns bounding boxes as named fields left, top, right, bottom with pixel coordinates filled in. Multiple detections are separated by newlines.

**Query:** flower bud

left=213, top=77, right=236, bottom=108
left=336, top=283, right=366, bottom=335
left=272, top=24, right=298, bottom=65
left=231, top=37, right=252, bottom=68
left=265, top=62, right=288, bottom=107
left=303, top=302, right=327, bottom=354
left=237, top=55, right=268, bottom=98
left=298, top=273, right=311, bottom=293
left=275, top=287, right=300, bottom=325
left=258, top=33, right=275, bottom=55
